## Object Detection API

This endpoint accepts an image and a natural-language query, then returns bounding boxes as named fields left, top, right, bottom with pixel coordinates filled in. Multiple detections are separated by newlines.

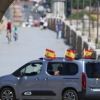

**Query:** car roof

left=30, top=57, right=99, bottom=63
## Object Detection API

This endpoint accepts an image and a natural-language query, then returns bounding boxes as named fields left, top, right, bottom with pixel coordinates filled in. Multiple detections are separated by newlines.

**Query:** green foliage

left=67, top=0, right=98, bottom=9
left=68, top=11, right=97, bottom=21
left=46, top=0, right=51, bottom=3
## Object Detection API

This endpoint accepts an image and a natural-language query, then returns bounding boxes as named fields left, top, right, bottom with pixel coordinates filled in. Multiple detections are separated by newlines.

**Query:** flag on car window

left=84, top=48, right=94, bottom=59
left=45, top=49, right=56, bottom=59
left=65, top=49, right=75, bottom=60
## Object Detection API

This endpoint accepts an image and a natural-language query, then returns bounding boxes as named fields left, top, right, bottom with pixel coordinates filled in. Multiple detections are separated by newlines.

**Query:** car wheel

left=0, top=88, right=16, bottom=100
left=63, top=89, right=78, bottom=100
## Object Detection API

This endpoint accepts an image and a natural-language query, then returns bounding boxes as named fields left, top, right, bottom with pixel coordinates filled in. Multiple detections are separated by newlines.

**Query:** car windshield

left=86, top=63, right=100, bottom=78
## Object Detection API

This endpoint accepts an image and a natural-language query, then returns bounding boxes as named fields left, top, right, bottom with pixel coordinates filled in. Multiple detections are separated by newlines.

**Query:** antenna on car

left=39, top=57, right=45, bottom=61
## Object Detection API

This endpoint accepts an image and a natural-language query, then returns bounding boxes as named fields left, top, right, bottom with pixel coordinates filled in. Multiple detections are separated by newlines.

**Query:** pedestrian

left=43, top=19, right=48, bottom=29
left=56, top=19, right=63, bottom=39
left=39, top=15, right=44, bottom=30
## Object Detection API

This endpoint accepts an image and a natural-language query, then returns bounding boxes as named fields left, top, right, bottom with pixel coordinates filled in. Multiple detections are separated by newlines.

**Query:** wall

left=47, top=17, right=100, bottom=59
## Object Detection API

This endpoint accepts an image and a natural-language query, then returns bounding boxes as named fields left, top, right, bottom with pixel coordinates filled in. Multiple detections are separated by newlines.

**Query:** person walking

left=43, top=19, right=48, bottom=29
left=39, top=15, right=44, bottom=29
left=56, top=19, right=63, bottom=39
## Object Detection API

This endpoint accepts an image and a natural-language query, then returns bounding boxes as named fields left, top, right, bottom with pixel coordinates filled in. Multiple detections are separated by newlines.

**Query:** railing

left=47, top=17, right=100, bottom=59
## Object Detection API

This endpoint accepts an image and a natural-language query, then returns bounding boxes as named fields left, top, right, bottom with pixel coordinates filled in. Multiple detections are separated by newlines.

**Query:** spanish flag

left=84, top=48, right=94, bottom=59
left=45, top=49, right=56, bottom=59
left=65, top=49, right=75, bottom=60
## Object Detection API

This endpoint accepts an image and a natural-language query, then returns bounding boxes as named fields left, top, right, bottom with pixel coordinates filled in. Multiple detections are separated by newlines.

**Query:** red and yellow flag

left=65, top=50, right=75, bottom=60
left=45, top=49, right=56, bottom=59
left=84, top=48, right=94, bottom=59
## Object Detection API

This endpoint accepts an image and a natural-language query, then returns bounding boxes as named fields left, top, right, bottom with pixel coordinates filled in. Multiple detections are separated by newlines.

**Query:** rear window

left=86, top=63, right=100, bottom=78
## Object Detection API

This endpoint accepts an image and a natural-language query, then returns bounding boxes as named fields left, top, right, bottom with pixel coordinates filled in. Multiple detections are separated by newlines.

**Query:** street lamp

left=82, top=0, right=85, bottom=35
left=96, top=0, right=100, bottom=48
left=70, top=0, right=73, bottom=25
left=76, top=0, right=79, bottom=29
left=88, top=0, right=91, bottom=42
left=65, top=0, right=67, bottom=18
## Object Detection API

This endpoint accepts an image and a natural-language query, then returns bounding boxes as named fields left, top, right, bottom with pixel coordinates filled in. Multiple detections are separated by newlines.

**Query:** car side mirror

left=20, top=72, right=24, bottom=77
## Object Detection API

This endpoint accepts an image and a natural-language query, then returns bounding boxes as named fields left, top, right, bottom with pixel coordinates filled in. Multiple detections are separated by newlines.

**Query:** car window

left=86, top=63, right=100, bottom=78
left=47, top=62, right=64, bottom=75
left=64, top=63, right=78, bottom=75
left=21, top=67, right=26, bottom=73
left=47, top=62, right=78, bottom=76
left=20, top=63, right=42, bottom=76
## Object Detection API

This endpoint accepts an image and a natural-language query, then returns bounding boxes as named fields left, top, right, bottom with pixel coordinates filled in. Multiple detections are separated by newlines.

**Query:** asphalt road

left=0, top=27, right=71, bottom=76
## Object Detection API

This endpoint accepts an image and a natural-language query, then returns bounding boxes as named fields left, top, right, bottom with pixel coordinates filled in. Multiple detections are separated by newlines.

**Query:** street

left=0, top=27, right=71, bottom=76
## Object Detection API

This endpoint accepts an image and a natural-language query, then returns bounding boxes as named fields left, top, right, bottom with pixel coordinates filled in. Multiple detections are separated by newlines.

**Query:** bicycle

left=6, top=30, right=11, bottom=44
left=13, top=33, right=18, bottom=41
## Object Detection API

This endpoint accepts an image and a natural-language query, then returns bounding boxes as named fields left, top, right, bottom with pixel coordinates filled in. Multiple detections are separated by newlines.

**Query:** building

left=12, top=1, right=24, bottom=22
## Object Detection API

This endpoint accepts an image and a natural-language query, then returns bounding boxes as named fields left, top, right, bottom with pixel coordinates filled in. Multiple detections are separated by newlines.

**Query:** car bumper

left=78, top=89, right=100, bottom=99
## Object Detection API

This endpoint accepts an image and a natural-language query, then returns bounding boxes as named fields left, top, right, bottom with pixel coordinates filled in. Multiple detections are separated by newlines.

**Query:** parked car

left=0, top=57, right=100, bottom=100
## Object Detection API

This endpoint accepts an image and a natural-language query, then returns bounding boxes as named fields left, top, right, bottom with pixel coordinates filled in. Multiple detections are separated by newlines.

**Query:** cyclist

left=7, top=20, right=12, bottom=41
left=13, top=26, right=18, bottom=41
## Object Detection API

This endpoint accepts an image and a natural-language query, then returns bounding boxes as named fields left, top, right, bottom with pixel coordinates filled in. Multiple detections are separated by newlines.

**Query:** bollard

left=62, top=22, right=65, bottom=38
left=55, top=19, right=58, bottom=32
left=71, top=30, right=77, bottom=51
left=66, top=25, right=71, bottom=44
left=77, top=36, right=88, bottom=57
left=91, top=51, right=96, bottom=59
left=51, top=18, right=54, bottom=30
left=63, top=24, right=67, bottom=38
left=54, top=18, right=56, bottom=31
left=47, top=18, right=50, bottom=29
left=77, top=36, right=83, bottom=57
left=83, top=41, right=97, bottom=59
left=50, top=18, right=52, bottom=29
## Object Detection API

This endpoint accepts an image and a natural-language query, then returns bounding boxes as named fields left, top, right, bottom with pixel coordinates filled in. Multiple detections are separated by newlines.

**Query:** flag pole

left=43, top=49, right=46, bottom=61
left=63, top=49, right=66, bottom=61
left=83, top=48, right=85, bottom=59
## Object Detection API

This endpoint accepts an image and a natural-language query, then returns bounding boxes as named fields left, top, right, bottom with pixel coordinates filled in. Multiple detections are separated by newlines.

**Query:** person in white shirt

left=39, top=15, right=44, bottom=29
left=43, top=19, right=48, bottom=29
left=39, top=15, right=44, bottom=26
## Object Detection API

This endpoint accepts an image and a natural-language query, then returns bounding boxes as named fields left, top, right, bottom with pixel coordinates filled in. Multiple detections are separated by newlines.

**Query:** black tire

left=8, top=37, right=10, bottom=44
left=0, top=88, right=16, bottom=100
left=62, top=89, right=78, bottom=100
left=7, top=32, right=10, bottom=44
left=14, top=34, right=18, bottom=41
left=15, top=37, right=17, bottom=41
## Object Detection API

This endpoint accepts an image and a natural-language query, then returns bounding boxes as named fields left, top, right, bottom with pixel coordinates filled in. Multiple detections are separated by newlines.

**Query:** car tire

left=63, top=89, right=78, bottom=100
left=0, top=88, right=16, bottom=100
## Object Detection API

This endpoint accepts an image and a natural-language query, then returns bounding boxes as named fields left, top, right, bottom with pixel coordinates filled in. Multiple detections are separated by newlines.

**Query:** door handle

left=35, top=78, right=39, bottom=81
left=44, top=78, right=48, bottom=81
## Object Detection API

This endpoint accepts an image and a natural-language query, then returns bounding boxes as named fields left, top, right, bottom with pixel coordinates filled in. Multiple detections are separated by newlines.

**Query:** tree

left=46, top=0, right=51, bottom=4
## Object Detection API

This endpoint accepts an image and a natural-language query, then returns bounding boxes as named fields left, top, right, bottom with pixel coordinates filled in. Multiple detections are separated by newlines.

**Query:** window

left=47, top=62, right=64, bottom=75
left=20, top=63, right=42, bottom=76
left=86, top=62, right=100, bottom=78
left=64, top=63, right=78, bottom=75
left=47, top=62, right=78, bottom=76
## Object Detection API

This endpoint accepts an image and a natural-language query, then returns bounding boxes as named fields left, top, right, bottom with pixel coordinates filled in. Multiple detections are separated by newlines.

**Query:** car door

left=85, top=62, right=100, bottom=94
left=41, top=62, right=64, bottom=100
left=18, top=62, right=43, bottom=99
